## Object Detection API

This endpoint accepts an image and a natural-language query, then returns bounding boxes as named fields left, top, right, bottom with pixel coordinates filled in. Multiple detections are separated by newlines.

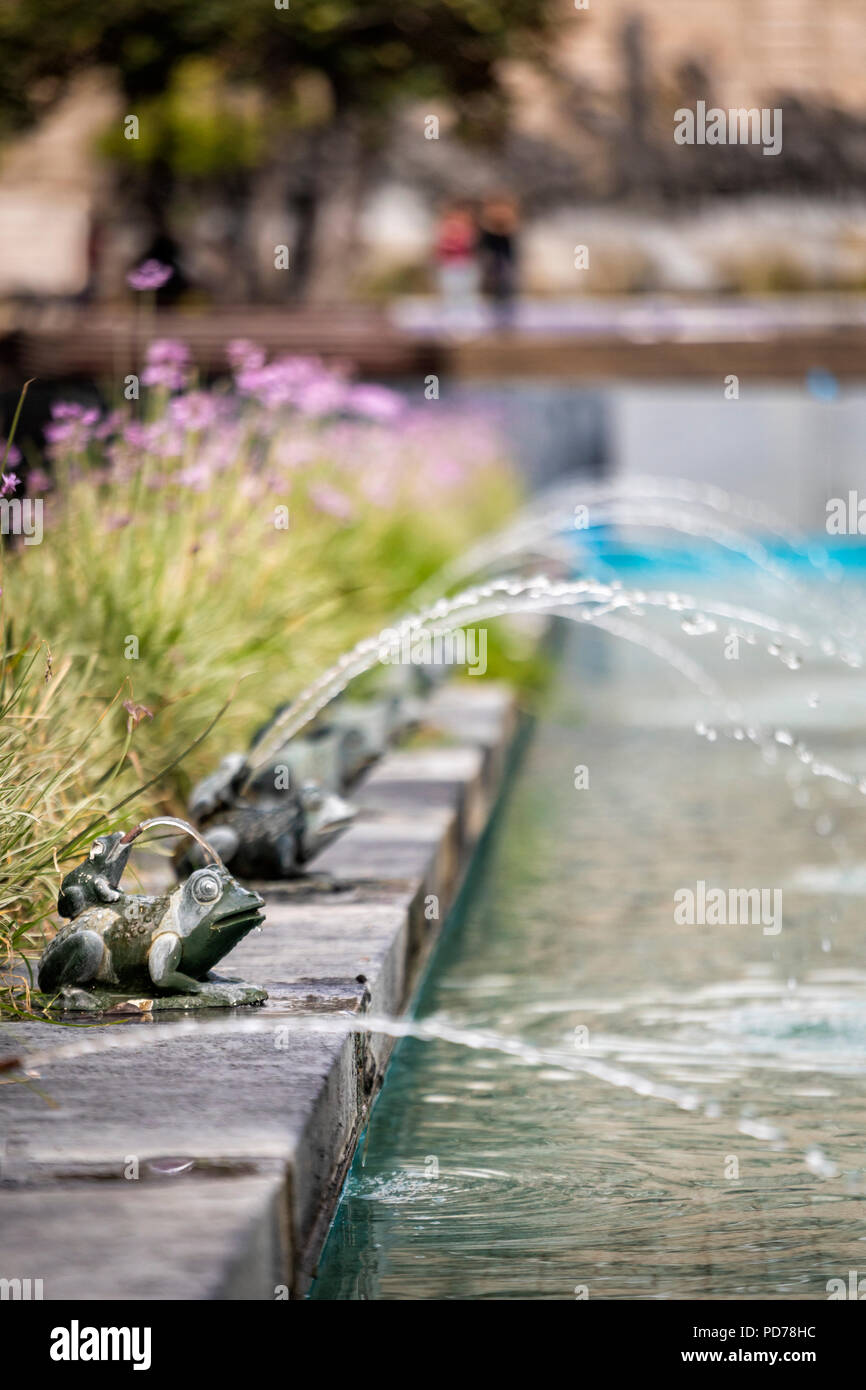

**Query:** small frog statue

left=184, top=752, right=355, bottom=879
left=182, top=683, right=420, bottom=881
left=57, top=830, right=138, bottom=918
left=39, top=820, right=265, bottom=999
left=250, top=687, right=418, bottom=789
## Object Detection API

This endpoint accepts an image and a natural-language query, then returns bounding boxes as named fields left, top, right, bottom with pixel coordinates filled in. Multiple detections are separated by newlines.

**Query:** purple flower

left=0, top=472, right=20, bottom=497
left=50, top=403, right=98, bottom=422
left=121, top=421, right=152, bottom=450
left=347, top=384, right=404, bottom=422
left=272, top=435, right=319, bottom=471
left=126, top=259, right=174, bottom=292
left=1, top=440, right=21, bottom=466
left=169, top=391, right=220, bottom=433
left=227, top=339, right=265, bottom=372
left=94, top=409, right=127, bottom=441
left=294, top=376, right=351, bottom=418
left=44, top=402, right=100, bottom=458
left=141, top=338, right=190, bottom=391
left=142, top=363, right=187, bottom=391
left=26, top=467, right=52, bottom=493
left=147, top=338, right=189, bottom=364
left=236, top=354, right=351, bottom=415
left=308, top=482, right=355, bottom=522
left=177, top=461, right=213, bottom=492
left=123, top=699, right=154, bottom=730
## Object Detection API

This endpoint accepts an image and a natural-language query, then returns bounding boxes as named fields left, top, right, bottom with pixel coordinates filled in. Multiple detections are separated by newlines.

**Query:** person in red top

left=433, top=201, right=480, bottom=327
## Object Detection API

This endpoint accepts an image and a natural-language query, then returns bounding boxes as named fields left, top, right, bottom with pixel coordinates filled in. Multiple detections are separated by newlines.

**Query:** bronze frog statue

left=182, top=685, right=420, bottom=880
left=184, top=753, right=355, bottom=879
left=39, top=821, right=265, bottom=997
left=57, top=830, right=138, bottom=918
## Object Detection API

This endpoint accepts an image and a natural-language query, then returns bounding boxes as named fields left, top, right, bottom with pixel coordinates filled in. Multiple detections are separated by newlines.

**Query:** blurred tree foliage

left=99, top=59, right=264, bottom=178
left=0, top=0, right=552, bottom=298
left=0, top=0, right=550, bottom=115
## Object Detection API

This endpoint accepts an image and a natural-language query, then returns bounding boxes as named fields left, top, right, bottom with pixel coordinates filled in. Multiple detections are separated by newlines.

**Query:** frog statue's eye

left=191, top=871, right=221, bottom=904
left=89, top=840, right=106, bottom=860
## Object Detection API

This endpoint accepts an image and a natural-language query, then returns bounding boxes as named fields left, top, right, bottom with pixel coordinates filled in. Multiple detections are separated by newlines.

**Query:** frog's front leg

left=93, top=876, right=121, bottom=904
left=147, top=932, right=202, bottom=994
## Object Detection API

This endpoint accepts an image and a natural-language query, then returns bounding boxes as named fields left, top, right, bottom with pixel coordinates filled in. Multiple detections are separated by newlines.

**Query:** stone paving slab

left=0, top=682, right=517, bottom=1298
left=0, top=1170, right=289, bottom=1301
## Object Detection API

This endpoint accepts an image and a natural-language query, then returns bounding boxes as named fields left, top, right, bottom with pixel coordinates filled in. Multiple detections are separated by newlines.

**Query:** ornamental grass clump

left=0, top=345, right=519, bottom=1000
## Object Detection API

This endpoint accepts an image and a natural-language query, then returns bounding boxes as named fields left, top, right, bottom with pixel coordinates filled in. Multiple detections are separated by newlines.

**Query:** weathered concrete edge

left=283, top=681, right=522, bottom=1296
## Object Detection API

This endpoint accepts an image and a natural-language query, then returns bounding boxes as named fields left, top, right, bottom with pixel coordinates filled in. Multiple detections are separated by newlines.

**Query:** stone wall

left=552, top=0, right=865, bottom=112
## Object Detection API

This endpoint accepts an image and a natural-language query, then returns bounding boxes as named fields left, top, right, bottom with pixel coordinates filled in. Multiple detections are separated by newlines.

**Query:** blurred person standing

left=433, top=201, right=480, bottom=330
left=478, top=193, right=519, bottom=327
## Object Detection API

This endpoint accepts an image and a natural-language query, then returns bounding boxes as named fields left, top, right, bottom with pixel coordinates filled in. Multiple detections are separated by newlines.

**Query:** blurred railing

left=1, top=298, right=865, bottom=382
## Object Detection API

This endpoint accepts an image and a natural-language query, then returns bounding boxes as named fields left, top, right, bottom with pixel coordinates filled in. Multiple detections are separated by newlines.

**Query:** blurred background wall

left=1, top=0, right=865, bottom=304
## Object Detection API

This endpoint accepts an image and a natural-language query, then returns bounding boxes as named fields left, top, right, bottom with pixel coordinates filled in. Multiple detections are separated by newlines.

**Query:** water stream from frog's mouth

left=245, top=570, right=866, bottom=805
left=0, top=1001, right=853, bottom=1184
left=0, top=1011, right=817, bottom=1162
left=133, top=817, right=225, bottom=865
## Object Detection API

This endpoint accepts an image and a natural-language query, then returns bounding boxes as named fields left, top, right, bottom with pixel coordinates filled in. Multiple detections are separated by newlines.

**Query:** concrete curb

left=0, top=681, right=519, bottom=1300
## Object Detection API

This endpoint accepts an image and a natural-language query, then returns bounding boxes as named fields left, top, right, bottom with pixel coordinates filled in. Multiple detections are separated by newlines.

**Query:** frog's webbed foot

left=38, top=929, right=104, bottom=994
left=147, top=932, right=202, bottom=994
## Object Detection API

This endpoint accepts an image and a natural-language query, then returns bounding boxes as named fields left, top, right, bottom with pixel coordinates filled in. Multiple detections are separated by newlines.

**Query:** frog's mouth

left=211, top=905, right=265, bottom=934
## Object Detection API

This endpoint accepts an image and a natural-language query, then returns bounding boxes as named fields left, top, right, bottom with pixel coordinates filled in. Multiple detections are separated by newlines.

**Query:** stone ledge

left=0, top=681, right=519, bottom=1299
